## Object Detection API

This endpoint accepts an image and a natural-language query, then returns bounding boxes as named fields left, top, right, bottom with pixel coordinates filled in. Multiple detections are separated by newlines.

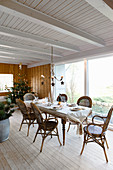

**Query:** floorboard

left=0, top=110, right=113, bottom=170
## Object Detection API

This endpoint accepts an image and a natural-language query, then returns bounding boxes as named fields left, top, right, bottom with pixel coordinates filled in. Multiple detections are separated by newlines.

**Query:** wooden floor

left=1, top=110, right=113, bottom=170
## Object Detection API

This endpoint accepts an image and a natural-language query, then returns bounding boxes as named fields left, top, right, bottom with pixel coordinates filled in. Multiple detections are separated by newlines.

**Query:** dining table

left=25, top=100, right=92, bottom=146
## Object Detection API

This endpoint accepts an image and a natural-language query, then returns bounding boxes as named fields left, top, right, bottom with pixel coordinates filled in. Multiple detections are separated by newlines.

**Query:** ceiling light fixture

left=41, top=46, right=64, bottom=86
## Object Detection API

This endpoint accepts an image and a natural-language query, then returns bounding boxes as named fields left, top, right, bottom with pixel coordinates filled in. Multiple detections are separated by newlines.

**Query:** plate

left=70, top=108, right=85, bottom=111
left=68, top=104, right=76, bottom=107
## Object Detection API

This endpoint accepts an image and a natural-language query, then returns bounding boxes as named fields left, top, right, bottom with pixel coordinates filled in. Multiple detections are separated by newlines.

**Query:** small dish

left=70, top=107, right=85, bottom=111
left=68, top=103, right=76, bottom=107
left=70, top=108, right=80, bottom=111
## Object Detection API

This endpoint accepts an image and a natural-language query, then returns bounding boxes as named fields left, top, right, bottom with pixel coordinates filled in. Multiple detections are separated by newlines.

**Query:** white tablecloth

left=24, top=101, right=92, bottom=135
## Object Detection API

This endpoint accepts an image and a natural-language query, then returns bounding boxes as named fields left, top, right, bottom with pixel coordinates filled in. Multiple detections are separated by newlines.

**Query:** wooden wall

left=0, top=63, right=51, bottom=98
left=0, top=63, right=27, bottom=96
left=27, top=64, right=51, bottom=98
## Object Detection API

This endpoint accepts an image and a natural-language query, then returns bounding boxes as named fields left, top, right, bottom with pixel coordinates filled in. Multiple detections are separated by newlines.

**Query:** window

left=89, top=57, right=113, bottom=123
left=0, top=74, right=13, bottom=92
left=65, top=61, right=84, bottom=103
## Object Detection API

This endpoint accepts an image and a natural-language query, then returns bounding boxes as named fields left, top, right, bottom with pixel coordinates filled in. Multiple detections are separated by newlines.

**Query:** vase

left=0, top=118, right=10, bottom=143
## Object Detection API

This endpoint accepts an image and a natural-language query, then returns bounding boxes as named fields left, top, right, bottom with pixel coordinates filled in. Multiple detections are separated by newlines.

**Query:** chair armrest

left=45, top=117, right=58, bottom=123
left=87, top=122, right=103, bottom=127
left=92, top=115, right=107, bottom=123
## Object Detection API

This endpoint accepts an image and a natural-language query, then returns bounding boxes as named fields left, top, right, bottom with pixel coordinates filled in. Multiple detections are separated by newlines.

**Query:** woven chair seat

left=41, top=121, right=57, bottom=130
left=84, top=125, right=102, bottom=136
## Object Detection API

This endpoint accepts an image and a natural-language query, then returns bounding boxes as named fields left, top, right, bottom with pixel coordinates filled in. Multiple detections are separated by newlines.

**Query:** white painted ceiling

left=0, top=0, right=113, bottom=67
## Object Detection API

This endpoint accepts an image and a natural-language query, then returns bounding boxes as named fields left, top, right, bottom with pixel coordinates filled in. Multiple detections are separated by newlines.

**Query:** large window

left=89, top=57, right=113, bottom=122
left=0, top=74, right=13, bottom=92
left=55, top=57, right=113, bottom=124
left=65, top=61, right=84, bottom=103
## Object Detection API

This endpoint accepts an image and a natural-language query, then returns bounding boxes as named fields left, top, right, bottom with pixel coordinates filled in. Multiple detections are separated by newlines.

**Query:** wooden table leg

left=61, top=119, right=66, bottom=146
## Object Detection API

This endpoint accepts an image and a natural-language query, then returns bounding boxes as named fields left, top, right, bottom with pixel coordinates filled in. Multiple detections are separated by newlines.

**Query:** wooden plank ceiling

left=0, top=0, right=113, bottom=67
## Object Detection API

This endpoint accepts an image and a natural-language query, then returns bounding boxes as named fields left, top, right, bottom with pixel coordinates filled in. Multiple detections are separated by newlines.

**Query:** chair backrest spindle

left=16, top=99, right=28, bottom=115
left=102, top=106, right=113, bottom=133
left=31, top=103, right=43, bottom=124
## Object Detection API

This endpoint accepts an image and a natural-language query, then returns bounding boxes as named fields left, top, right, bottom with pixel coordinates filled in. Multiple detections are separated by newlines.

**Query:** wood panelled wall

left=27, top=64, right=51, bottom=98
left=0, top=63, right=51, bottom=98
left=0, top=63, right=27, bottom=96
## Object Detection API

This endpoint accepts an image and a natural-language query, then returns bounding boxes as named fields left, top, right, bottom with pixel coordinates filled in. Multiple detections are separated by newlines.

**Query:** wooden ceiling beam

left=27, top=61, right=50, bottom=68
left=0, top=45, right=51, bottom=60
left=0, top=56, right=29, bottom=64
left=0, top=0, right=105, bottom=47
left=0, top=26, right=79, bottom=52
left=0, top=53, right=43, bottom=63
left=54, top=45, right=113, bottom=64
left=0, top=40, right=62, bottom=57
left=85, top=0, right=113, bottom=22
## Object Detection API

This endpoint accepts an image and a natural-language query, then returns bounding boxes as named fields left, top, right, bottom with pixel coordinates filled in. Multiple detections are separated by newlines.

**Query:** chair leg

left=103, top=146, right=108, bottom=163
left=40, top=137, right=45, bottom=152
left=33, top=126, right=40, bottom=143
left=67, top=122, right=71, bottom=132
left=80, top=133, right=86, bottom=155
left=104, top=136, right=109, bottom=149
left=27, top=123, right=31, bottom=136
left=19, top=119, right=24, bottom=131
left=101, top=138, right=108, bottom=163
left=56, top=127, right=62, bottom=146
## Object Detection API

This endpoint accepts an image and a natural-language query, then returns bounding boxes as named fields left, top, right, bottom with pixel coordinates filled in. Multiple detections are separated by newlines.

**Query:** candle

left=41, top=75, right=45, bottom=78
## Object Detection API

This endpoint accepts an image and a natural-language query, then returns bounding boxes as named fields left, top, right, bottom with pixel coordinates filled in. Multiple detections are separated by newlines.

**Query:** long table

left=35, top=103, right=92, bottom=146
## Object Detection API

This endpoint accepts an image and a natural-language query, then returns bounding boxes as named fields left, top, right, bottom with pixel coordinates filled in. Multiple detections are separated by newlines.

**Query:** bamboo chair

left=77, top=96, right=92, bottom=108
left=67, top=96, right=92, bottom=132
left=80, top=106, right=113, bottom=162
left=16, top=99, right=36, bottom=136
left=57, top=94, right=68, bottom=102
left=23, top=93, right=35, bottom=101
left=31, top=103, right=62, bottom=152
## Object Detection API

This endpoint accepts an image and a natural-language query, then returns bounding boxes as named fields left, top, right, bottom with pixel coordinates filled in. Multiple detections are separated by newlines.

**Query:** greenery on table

left=0, top=98, right=14, bottom=121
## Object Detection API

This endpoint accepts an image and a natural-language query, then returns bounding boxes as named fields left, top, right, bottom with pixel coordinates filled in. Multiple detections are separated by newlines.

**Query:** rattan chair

left=16, top=99, right=36, bottom=136
left=67, top=96, right=92, bottom=132
left=57, top=94, right=68, bottom=102
left=31, top=103, right=62, bottom=152
left=77, top=96, right=92, bottom=108
left=80, top=106, right=113, bottom=162
left=23, top=93, right=35, bottom=101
